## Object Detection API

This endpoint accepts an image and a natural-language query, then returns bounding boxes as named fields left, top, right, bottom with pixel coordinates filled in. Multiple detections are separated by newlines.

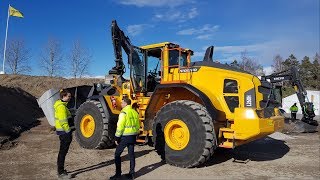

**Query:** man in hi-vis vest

left=110, top=96, right=140, bottom=180
left=54, top=89, right=72, bottom=179
left=290, top=103, right=298, bottom=120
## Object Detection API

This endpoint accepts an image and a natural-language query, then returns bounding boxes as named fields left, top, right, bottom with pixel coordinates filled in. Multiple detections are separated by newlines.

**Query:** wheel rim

left=164, top=119, right=190, bottom=150
left=80, top=114, right=95, bottom=138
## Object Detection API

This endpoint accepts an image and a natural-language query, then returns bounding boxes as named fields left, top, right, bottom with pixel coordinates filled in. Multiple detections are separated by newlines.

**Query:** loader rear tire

left=152, top=100, right=216, bottom=168
left=74, top=100, right=115, bottom=149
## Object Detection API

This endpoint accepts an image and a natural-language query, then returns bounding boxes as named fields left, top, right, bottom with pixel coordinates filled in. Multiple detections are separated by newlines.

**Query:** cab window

left=223, top=79, right=239, bottom=112
left=224, top=79, right=238, bottom=93
left=169, top=50, right=179, bottom=66
left=179, top=53, right=188, bottom=67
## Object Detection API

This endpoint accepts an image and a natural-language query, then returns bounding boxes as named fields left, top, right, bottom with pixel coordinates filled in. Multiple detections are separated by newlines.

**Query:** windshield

left=130, top=47, right=145, bottom=91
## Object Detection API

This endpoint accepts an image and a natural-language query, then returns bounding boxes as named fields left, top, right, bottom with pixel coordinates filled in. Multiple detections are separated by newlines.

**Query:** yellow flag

left=9, top=5, right=24, bottom=18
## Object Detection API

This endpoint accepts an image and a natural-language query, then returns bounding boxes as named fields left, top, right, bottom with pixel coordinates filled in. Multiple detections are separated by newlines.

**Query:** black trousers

left=114, top=135, right=136, bottom=175
left=291, top=112, right=297, bottom=120
left=57, top=132, right=72, bottom=174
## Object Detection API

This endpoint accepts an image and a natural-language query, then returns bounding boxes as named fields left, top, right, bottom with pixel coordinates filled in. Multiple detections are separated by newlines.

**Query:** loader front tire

left=74, top=100, right=115, bottom=149
left=152, top=100, right=216, bottom=168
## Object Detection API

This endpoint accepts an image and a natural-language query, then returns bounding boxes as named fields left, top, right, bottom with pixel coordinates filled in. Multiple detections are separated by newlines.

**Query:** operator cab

left=130, top=42, right=193, bottom=96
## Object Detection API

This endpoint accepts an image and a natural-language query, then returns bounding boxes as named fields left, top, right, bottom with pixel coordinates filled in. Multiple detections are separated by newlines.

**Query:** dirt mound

left=0, top=74, right=104, bottom=149
left=0, top=86, right=42, bottom=149
left=281, top=115, right=319, bottom=134
left=0, top=74, right=104, bottom=98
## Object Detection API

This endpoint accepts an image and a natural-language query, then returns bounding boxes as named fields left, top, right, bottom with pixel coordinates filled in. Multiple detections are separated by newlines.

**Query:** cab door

left=161, top=47, right=191, bottom=84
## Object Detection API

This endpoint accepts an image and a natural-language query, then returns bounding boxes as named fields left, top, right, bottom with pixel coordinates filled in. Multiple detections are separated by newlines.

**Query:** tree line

left=2, top=39, right=319, bottom=92
left=2, top=38, right=91, bottom=79
left=228, top=51, right=320, bottom=92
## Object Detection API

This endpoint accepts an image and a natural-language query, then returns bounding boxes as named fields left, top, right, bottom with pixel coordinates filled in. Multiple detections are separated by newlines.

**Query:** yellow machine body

left=103, top=42, right=284, bottom=148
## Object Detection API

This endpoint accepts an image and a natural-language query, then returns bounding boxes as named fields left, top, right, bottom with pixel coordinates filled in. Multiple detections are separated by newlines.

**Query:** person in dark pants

left=54, top=89, right=72, bottom=179
left=110, top=96, right=140, bottom=180
left=290, top=103, right=298, bottom=120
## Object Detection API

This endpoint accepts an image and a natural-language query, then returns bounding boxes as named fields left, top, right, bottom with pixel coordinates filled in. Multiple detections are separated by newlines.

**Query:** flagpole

left=2, top=4, right=10, bottom=74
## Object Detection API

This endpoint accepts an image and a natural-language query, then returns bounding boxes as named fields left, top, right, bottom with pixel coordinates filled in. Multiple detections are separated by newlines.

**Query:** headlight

left=245, top=109, right=257, bottom=119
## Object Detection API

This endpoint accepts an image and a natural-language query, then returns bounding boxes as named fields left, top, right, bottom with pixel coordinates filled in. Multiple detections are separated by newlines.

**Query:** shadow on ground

left=135, top=160, right=165, bottom=179
left=69, top=149, right=153, bottom=178
left=199, top=137, right=290, bottom=168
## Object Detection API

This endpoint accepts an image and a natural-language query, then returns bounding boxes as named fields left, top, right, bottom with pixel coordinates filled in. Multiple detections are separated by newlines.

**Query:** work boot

left=109, top=174, right=121, bottom=180
left=58, top=170, right=70, bottom=179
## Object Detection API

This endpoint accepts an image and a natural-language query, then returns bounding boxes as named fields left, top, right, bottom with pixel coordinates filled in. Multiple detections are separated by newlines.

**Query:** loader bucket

left=65, top=85, right=93, bottom=111
left=37, top=85, right=93, bottom=126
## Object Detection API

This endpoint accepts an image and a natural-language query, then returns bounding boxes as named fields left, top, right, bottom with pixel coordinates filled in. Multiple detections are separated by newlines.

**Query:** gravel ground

left=1, top=75, right=319, bottom=179
left=0, top=118, right=319, bottom=180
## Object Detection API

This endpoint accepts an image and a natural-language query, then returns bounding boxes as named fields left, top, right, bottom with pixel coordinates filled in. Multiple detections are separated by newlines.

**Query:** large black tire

left=152, top=100, right=216, bottom=168
left=74, top=100, right=116, bottom=149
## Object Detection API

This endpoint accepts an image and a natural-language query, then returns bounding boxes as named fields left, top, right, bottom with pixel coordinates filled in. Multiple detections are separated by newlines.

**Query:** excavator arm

left=108, top=20, right=145, bottom=92
left=109, top=20, right=142, bottom=76
left=261, top=67, right=318, bottom=126
left=109, top=20, right=131, bottom=75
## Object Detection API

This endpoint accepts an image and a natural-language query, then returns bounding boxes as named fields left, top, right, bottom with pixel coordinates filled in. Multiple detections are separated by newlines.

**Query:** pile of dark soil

left=0, top=74, right=103, bottom=149
left=0, top=86, right=42, bottom=149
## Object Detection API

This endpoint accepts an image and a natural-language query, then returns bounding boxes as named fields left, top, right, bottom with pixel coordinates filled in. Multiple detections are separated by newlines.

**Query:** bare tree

left=39, top=38, right=64, bottom=77
left=271, top=54, right=285, bottom=73
left=229, top=59, right=241, bottom=69
left=5, top=39, right=31, bottom=74
left=239, top=50, right=264, bottom=76
left=69, top=40, right=91, bottom=78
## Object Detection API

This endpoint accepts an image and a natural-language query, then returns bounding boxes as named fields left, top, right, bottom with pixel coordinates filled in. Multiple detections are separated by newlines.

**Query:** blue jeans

left=114, top=135, right=136, bottom=175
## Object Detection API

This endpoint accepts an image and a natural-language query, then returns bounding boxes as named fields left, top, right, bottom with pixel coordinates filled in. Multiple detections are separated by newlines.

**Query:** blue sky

left=0, top=0, right=319, bottom=77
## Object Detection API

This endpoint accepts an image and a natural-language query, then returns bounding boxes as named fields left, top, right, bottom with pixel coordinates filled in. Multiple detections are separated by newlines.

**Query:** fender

left=87, top=95, right=109, bottom=117
left=144, top=83, right=217, bottom=130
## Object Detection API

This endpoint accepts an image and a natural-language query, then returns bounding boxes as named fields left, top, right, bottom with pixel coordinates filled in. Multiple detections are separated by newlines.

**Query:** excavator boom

left=109, top=20, right=137, bottom=75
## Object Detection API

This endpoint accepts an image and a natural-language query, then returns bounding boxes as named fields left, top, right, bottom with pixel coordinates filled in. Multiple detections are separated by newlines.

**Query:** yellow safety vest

left=290, top=105, right=298, bottom=113
left=54, top=100, right=71, bottom=134
left=115, top=105, right=140, bottom=137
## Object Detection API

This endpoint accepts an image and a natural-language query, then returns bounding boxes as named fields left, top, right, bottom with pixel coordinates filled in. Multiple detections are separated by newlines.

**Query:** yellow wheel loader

left=39, top=20, right=285, bottom=168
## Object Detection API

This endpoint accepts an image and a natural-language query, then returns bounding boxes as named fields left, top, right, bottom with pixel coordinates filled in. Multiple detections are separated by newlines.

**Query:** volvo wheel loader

left=39, top=20, right=284, bottom=168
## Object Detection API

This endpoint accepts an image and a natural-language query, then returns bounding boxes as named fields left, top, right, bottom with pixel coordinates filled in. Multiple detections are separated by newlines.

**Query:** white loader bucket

left=37, top=89, right=60, bottom=126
